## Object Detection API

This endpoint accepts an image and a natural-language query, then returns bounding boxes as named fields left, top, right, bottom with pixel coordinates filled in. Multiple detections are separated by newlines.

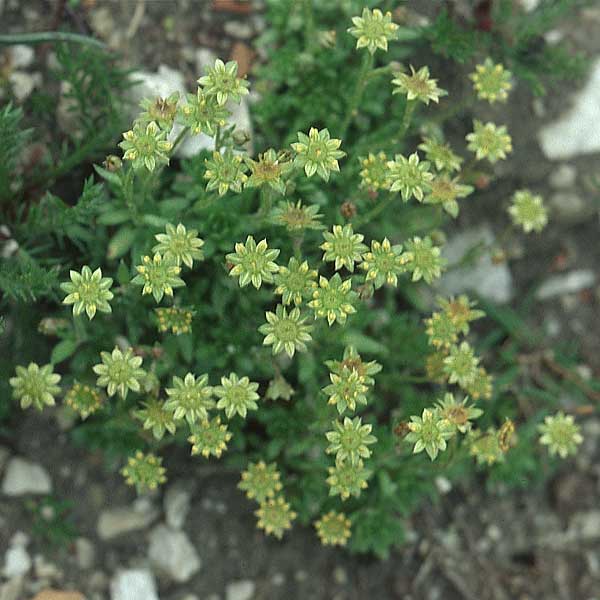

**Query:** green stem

left=259, top=186, right=273, bottom=216
left=73, top=314, right=88, bottom=343
left=292, top=234, right=304, bottom=259
left=457, top=157, right=479, bottom=182
left=353, top=192, right=395, bottom=228
left=214, top=125, right=223, bottom=152
left=31, top=132, right=113, bottom=187
left=365, top=64, right=395, bottom=82
left=171, top=126, right=189, bottom=155
left=0, top=31, right=106, bottom=48
left=339, top=52, right=374, bottom=140
left=302, top=0, right=316, bottom=51
left=399, top=99, right=417, bottom=137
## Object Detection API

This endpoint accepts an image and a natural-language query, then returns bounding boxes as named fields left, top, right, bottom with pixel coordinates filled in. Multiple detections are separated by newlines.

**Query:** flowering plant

left=1, top=1, right=593, bottom=560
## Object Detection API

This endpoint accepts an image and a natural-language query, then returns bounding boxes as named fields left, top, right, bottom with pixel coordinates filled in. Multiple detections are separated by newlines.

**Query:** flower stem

left=339, top=52, right=374, bottom=140
left=171, top=126, right=189, bottom=155
left=214, top=125, right=223, bottom=152
left=399, top=99, right=417, bottom=137
left=0, top=31, right=106, bottom=48
left=292, top=233, right=304, bottom=259
left=353, top=192, right=395, bottom=228
left=259, top=186, right=273, bottom=216
left=302, top=0, right=316, bottom=52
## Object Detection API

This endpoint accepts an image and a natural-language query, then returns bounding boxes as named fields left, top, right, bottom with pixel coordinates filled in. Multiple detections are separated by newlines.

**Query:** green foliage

left=0, top=103, right=32, bottom=205
left=426, top=1, right=590, bottom=95
left=26, top=496, right=78, bottom=547
left=1, top=0, right=595, bottom=559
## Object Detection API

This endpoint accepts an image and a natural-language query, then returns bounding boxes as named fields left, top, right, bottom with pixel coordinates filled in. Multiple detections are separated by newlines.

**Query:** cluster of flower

left=408, top=296, right=489, bottom=461
left=8, top=8, right=576, bottom=546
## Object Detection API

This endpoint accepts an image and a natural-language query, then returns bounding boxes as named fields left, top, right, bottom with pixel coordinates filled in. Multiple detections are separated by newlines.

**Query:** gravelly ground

left=1, top=1, right=600, bottom=599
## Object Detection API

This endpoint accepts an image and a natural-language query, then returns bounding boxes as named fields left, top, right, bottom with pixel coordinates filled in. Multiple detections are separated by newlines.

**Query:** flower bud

left=103, top=155, right=122, bottom=172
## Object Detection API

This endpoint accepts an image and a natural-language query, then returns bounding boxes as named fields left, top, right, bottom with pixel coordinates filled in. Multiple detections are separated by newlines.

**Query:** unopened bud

left=340, top=201, right=357, bottom=220
left=103, top=155, right=122, bottom=172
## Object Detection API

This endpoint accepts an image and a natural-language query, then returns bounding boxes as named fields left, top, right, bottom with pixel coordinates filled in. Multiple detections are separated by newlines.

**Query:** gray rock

left=549, top=192, right=589, bottom=222
left=2, top=549, right=30, bottom=579
left=8, top=71, right=41, bottom=102
left=110, top=569, right=159, bottom=600
left=538, top=58, right=600, bottom=159
left=333, top=566, right=348, bottom=585
left=97, top=498, right=159, bottom=540
left=0, top=577, right=24, bottom=600
left=127, top=64, right=206, bottom=159
left=1, top=457, right=52, bottom=496
left=89, top=6, right=117, bottom=41
left=224, top=20, right=254, bottom=39
left=434, top=476, right=452, bottom=495
left=128, top=62, right=252, bottom=159
left=226, top=580, right=256, bottom=600
left=75, top=537, right=96, bottom=570
left=536, top=270, right=596, bottom=300
left=164, top=483, right=192, bottom=530
left=518, top=0, right=540, bottom=11
left=148, top=524, right=201, bottom=583
left=9, top=45, right=35, bottom=69
left=33, top=554, right=61, bottom=580
left=2, top=538, right=31, bottom=578
left=196, top=48, right=217, bottom=75
left=569, top=510, right=600, bottom=541
left=437, top=224, right=514, bottom=303
left=0, top=446, right=9, bottom=474
left=549, top=164, right=577, bottom=189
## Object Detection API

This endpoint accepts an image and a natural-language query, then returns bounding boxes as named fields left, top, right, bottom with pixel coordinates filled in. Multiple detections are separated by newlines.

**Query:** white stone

left=0, top=577, right=24, bottom=600
left=437, top=224, right=514, bottom=303
left=110, top=569, right=159, bottom=600
left=8, top=71, right=40, bottom=102
left=549, top=164, right=577, bottom=189
left=75, top=537, right=96, bottom=570
left=549, top=192, right=588, bottom=222
left=148, top=524, right=201, bottom=583
left=536, top=270, right=596, bottom=300
left=569, top=511, right=600, bottom=541
left=164, top=483, right=192, bottom=530
left=226, top=580, right=255, bottom=600
left=128, top=57, right=252, bottom=160
left=10, top=45, right=35, bottom=69
left=538, top=58, right=600, bottom=159
left=2, top=546, right=31, bottom=578
left=545, top=29, right=564, bottom=45
left=33, top=554, right=60, bottom=580
left=9, top=532, right=28, bottom=547
left=127, top=64, right=206, bottom=158
left=1, top=457, right=52, bottom=496
left=97, top=499, right=158, bottom=540
left=224, top=20, right=254, bottom=39
left=195, top=48, right=217, bottom=75
left=434, top=476, right=452, bottom=495
left=89, top=6, right=115, bottom=39
left=518, top=0, right=540, bottom=10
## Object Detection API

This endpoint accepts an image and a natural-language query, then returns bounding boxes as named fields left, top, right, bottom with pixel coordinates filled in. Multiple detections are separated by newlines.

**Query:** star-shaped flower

left=392, top=65, right=447, bottom=105
left=291, top=128, right=345, bottom=181
left=348, top=8, right=399, bottom=54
